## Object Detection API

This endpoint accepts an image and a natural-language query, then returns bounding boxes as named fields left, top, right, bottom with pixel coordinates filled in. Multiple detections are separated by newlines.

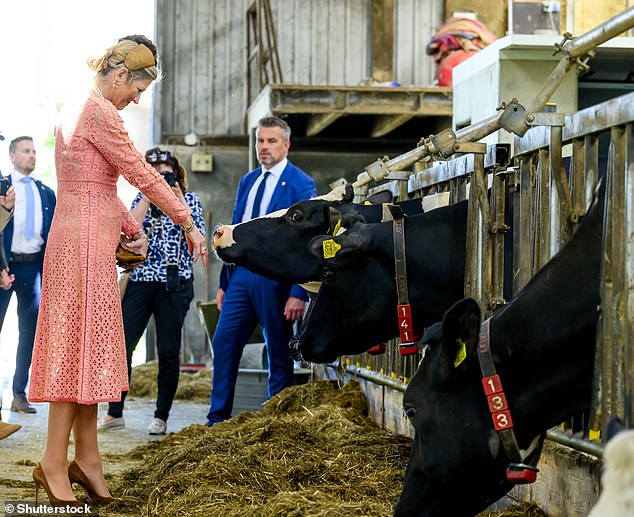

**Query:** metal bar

left=549, top=125, right=572, bottom=249
left=547, top=429, right=604, bottom=458
left=566, top=7, right=634, bottom=58
left=516, top=155, right=534, bottom=292
left=625, top=124, right=634, bottom=427
left=609, top=125, right=627, bottom=422
left=491, top=171, right=507, bottom=309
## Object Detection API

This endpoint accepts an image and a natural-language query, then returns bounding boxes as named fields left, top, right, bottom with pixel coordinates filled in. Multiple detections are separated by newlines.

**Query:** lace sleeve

left=119, top=198, right=141, bottom=238
left=85, top=98, right=190, bottom=225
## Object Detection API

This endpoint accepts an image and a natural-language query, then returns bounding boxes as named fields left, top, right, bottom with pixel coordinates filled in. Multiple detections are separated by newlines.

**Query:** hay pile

left=128, top=361, right=211, bottom=401
left=105, top=380, right=410, bottom=516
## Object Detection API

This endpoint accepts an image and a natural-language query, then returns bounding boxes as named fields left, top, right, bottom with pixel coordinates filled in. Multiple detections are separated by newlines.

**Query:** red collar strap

left=384, top=204, right=419, bottom=355
left=478, top=319, right=539, bottom=484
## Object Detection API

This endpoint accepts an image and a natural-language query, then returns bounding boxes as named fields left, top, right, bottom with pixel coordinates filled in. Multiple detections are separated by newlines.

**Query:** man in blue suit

left=207, top=117, right=317, bottom=425
left=0, top=136, right=56, bottom=414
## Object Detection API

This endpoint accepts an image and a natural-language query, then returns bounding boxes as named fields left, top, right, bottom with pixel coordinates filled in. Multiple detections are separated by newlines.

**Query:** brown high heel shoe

left=33, top=463, right=83, bottom=507
left=68, top=460, right=115, bottom=506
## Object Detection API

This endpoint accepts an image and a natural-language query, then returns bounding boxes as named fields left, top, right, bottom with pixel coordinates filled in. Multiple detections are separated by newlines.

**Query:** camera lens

left=163, top=173, right=177, bottom=187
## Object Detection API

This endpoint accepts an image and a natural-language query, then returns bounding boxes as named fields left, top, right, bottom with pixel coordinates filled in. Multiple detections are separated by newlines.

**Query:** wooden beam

left=371, top=114, right=414, bottom=137
left=306, top=113, right=343, bottom=136
left=372, top=0, right=394, bottom=82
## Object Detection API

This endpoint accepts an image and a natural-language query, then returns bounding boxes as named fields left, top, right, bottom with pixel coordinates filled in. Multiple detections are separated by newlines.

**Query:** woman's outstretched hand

left=185, top=226, right=209, bottom=267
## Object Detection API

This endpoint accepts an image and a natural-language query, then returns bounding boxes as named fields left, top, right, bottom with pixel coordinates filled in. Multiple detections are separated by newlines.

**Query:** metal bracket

left=525, top=111, right=566, bottom=127
left=384, top=171, right=411, bottom=181
left=453, top=142, right=487, bottom=154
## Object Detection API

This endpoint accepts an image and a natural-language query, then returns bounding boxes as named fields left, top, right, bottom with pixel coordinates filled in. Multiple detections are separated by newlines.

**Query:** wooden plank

left=371, top=114, right=414, bottom=137
left=328, top=0, right=347, bottom=84
left=312, top=0, right=330, bottom=84
left=173, top=0, right=193, bottom=135
left=193, top=0, right=211, bottom=134
left=372, top=0, right=394, bottom=82
left=306, top=113, right=344, bottom=136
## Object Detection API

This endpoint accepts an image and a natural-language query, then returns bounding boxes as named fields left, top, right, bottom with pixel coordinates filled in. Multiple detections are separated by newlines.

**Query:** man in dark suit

left=0, top=136, right=56, bottom=415
left=207, top=117, right=317, bottom=425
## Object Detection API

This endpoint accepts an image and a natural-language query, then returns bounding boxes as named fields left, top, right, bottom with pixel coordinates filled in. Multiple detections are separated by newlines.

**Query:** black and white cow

left=395, top=184, right=604, bottom=516
left=291, top=199, right=473, bottom=362
left=212, top=187, right=425, bottom=286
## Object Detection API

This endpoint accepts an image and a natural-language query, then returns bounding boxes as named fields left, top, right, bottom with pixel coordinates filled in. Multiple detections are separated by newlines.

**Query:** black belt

left=10, top=251, right=43, bottom=263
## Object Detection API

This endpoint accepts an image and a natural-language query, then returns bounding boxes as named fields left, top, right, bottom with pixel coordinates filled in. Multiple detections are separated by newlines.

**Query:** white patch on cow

left=588, top=429, right=634, bottom=517
left=300, top=281, right=322, bottom=293
left=335, top=226, right=347, bottom=236
left=314, top=185, right=347, bottom=202
left=213, top=225, right=236, bottom=249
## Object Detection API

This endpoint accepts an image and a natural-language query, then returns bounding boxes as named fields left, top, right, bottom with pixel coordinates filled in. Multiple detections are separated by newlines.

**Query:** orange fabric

left=28, top=89, right=190, bottom=404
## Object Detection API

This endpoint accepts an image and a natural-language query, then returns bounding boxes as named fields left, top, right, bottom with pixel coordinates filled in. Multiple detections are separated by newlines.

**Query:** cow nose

left=289, top=335, right=304, bottom=361
left=212, top=225, right=225, bottom=248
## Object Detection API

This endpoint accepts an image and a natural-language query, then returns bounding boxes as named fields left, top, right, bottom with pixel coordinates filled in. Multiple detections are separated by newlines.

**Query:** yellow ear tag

left=588, top=429, right=601, bottom=441
left=332, top=219, right=342, bottom=235
left=322, top=239, right=342, bottom=259
left=364, top=200, right=372, bottom=205
left=454, top=338, right=467, bottom=367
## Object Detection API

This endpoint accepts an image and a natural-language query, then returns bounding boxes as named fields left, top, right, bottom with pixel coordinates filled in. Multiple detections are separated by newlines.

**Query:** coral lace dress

left=28, top=88, right=190, bottom=404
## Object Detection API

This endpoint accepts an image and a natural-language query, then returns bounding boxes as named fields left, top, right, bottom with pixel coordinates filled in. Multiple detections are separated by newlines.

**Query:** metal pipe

left=547, top=429, right=604, bottom=458
left=341, top=364, right=605, bottom=458
left=343, top=364, right=407, bottom=392
left=567, top=7, right=634, bottom=58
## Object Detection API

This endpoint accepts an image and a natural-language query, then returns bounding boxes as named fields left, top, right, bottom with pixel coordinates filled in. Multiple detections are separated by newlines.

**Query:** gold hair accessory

left=123, top=44, right=156, bottom=71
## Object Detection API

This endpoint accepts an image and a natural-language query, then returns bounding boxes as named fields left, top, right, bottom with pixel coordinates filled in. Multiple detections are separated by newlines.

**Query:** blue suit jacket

left=2, top=176, right=56, bottom=264
left=220, top=160, right=317, bottom=299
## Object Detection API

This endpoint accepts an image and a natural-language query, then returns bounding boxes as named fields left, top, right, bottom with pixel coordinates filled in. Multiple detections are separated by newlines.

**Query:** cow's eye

left=289, top=211, right=303, bottom=222
left=405, top=407, right=416, bottom=421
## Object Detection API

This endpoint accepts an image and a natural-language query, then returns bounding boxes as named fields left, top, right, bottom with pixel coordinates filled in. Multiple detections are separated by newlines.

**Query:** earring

left=113, top=82, right=120, bottom=88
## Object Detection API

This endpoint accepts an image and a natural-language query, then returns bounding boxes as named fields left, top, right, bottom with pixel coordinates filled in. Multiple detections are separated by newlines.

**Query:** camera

left=0, top=177, right=9, bottom=196
left=163, top=172, right=177, bottom=187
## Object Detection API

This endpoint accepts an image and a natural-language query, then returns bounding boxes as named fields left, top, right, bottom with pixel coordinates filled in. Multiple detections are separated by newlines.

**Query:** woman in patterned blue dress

left=98, top=148, right=206, bottom=435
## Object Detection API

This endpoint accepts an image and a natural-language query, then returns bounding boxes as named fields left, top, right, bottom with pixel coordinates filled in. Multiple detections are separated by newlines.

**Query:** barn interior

left=1, top=0, right=634, bottom=515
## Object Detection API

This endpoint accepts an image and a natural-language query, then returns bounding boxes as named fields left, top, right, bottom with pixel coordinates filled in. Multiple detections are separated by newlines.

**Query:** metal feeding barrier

left=322, top=7, right=634, bottom=447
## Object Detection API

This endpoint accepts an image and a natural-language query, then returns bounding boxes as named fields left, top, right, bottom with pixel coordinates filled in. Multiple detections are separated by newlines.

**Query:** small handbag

left=116, top=243, right=146, bottom=269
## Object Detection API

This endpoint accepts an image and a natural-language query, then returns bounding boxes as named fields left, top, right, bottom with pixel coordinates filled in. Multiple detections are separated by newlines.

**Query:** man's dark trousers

left=0, top=258, right=42, bottom=397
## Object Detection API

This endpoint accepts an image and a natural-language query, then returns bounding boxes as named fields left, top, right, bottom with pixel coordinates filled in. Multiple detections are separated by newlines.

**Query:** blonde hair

left=87, top=37, right=159, bottom=82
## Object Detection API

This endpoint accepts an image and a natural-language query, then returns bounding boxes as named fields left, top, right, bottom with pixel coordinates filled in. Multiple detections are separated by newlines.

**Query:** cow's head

left=395, top=298, right=541, bottom=516
left=291, top=206, right=468, bottom=362
left=213, top=198, right=364, bottom=284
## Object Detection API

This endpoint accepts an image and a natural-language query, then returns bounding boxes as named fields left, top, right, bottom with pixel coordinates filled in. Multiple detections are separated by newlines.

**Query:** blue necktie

left=22, top=176, right=35, bottom=240
left=249, top=171, right=270, bottom=220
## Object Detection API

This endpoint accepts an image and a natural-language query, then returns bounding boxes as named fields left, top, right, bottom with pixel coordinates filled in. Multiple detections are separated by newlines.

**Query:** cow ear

left=366, top=190, right=393, bottom=205
left=308, top=223, right=373, bottom=266
left=437, top=298, right=481, bottom=382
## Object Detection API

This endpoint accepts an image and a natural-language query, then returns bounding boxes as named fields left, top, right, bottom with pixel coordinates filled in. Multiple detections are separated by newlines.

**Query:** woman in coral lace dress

left=27, top=35, right=208, bottom=506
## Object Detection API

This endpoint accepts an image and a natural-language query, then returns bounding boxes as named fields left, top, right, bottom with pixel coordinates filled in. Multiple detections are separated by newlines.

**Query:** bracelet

left=180, top=215, right=195, bottom=233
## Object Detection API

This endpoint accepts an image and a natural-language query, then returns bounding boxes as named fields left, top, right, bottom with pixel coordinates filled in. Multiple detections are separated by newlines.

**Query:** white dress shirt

left=242, top=158, right=287, bottom=222
left=10, top=169, right=44, bottom=254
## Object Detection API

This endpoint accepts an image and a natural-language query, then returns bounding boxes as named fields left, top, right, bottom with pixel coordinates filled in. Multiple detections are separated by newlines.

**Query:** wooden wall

left=155, top=0, right=444, bottom=139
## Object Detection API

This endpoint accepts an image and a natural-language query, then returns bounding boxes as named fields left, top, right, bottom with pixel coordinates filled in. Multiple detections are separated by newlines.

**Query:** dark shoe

left=68, top=461, right=115, bottom=506
left=33, top=463, right=83, bottom=507
left=11, top=396, right=37, bottom=414
left=0, top=420, right=22, bottom=440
